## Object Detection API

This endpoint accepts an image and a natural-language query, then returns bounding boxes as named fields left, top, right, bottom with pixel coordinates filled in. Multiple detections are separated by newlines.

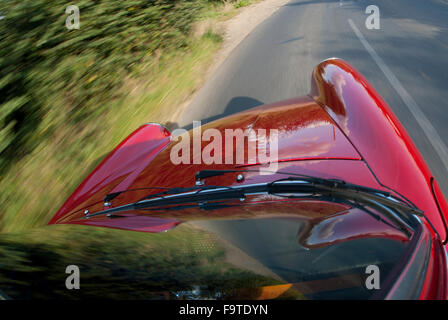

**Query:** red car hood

left=49, top=59, right=447, bottom=244
left=49, top=95, right=363, bottom=225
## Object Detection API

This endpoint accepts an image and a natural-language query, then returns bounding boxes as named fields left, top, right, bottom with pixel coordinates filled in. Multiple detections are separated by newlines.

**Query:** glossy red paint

left=418, top=234, right=448, bottom=299
left=50, top=96, right=367, bottom=224
left=243, top=100, right=361, bottom=163
left=432, top=178, right=448, bottom=237
left=297, top=207, right=409, bottom=249
left=49, top=123, right=171, bottom=224
left=310, top=58, right=448, bottom=242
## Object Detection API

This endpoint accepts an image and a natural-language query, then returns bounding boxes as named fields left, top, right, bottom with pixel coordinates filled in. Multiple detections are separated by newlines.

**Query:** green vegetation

left=0, top=224, right=290, bottom=299
left=234, top=0, right=252, bottom=8
left=1, top=0, right=208, bottom=169
left=0, top=0, right=301, bottom=300
left=0, top=0, right=249, bottom=233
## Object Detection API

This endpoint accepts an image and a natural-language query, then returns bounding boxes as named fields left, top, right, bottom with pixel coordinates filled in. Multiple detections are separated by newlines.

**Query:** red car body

left=49, top=59, right=448, bottom=299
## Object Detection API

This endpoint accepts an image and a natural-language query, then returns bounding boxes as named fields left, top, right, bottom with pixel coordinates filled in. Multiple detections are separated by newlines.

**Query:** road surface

left=177, top=0, right=448, bottom=198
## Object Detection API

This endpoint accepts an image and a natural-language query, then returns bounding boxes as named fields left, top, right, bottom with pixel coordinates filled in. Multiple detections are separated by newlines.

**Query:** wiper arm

left=196, top=170, right=423, bottom=215
left=86, top=171, right=422, bottom=222
left=272, top=176, right=391, bottom=196
left=268, top=177, right=421, bottom=237
left=85, top=185, right=247, bottom=218
left=269, top=176, right=423, bottom=216
left=196, top=169, right=389, bottom=196
left=195, top=169, right=421, bottom=214
left=104, top=184, right=233, bottom=204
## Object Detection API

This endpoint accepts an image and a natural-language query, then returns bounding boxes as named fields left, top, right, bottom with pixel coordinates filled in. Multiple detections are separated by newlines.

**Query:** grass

left=0, top=32, right=222, bottom=233
left=234, top=0, right=252, bottom=8
left=0, top=1, right=244, bottom=233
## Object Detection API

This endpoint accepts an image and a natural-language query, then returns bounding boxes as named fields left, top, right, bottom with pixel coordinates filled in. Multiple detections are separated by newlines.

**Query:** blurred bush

left=0, top=224, right=284, bottom=299
left=0, top=0, right=223, bottom=173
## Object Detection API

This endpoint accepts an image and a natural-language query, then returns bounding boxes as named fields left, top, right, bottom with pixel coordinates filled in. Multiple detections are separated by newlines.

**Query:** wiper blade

left=195, top=169, right=420, bottom=214
left=270, top=176, right=423, bottom=216
left=86, top=171, right=422, bottom=221
left=140, top=201, right=238, bottom=212
left=104, top=187, right=171, bottom=202
left=272, top=176, right=391, bottom=196
left=196, top=169, right=388, bottom=196
left=85, top=186, right=247, bottom=218
left=104, top=185, right=232, bottom=203
left=196, top=170, right=423, bottom=211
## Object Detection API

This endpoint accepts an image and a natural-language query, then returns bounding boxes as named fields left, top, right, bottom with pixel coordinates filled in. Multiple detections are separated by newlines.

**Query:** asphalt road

left=177, top=0, right=448, bottom=198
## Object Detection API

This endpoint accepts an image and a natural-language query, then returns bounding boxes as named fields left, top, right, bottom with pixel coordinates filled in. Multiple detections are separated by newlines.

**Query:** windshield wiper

left=269, top=176, right=423, bottom=216
left=195, top=169, right=421, bottom=214
left=85, top=170, right=422, bottom=222
left=85, top=185, right=247, bottom=218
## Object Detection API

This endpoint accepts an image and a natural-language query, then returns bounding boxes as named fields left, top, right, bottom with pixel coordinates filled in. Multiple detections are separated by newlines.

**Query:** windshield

left=0, top=197, right=422, bottom=300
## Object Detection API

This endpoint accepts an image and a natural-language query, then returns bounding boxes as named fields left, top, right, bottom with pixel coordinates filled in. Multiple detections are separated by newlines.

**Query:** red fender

left=48, top=123, right=171, bottom=224
left=310, top=58, right=447, bottom=242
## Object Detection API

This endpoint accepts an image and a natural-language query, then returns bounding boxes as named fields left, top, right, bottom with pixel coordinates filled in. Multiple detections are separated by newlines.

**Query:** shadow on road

left=283, top=0, right=345, bottom=7
left=176, top=96, right=264, bottom=131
